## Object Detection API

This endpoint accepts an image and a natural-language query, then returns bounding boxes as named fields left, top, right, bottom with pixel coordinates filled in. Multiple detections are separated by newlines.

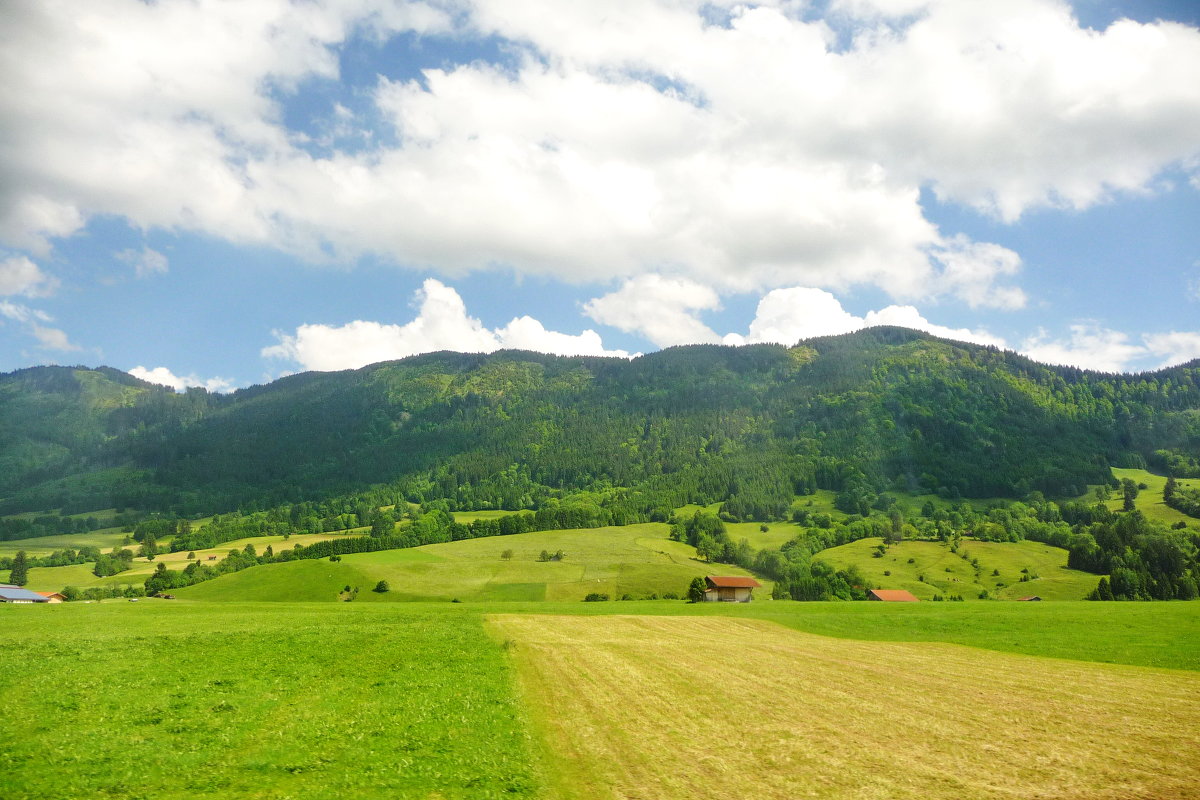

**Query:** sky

left=2, top=0, right=1200, bottom=392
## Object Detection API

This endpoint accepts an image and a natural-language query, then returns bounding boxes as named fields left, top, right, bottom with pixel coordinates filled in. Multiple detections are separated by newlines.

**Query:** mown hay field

left=491, top=614, right=1200, bottom=800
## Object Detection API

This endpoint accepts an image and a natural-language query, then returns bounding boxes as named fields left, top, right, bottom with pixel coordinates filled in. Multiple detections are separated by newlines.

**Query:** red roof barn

left=704, top=576, right=762, bottom=603
left=867, top=589, right=919, bottom=602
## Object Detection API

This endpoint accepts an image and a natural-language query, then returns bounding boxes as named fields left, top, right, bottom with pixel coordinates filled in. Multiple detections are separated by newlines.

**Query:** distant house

left=704, top=576, right=762, bottom=603
left=0, top=584, right=50, bottom=603
left=1017, top=596, right=1042, bottom=601
left=867, top=589, right=919, bottom=602
left=36, top=591, right=66, bottom=603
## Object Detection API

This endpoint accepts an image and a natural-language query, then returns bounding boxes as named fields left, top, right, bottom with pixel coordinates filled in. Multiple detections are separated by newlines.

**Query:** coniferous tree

left=8, top=550, right=29, bottom=586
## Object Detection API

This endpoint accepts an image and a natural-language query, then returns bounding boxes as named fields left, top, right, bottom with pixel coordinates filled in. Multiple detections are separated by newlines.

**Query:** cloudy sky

left=3, top=0, right=1200, bottom=390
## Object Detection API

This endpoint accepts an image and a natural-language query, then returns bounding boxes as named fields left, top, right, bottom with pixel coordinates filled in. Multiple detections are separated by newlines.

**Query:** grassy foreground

left=2, top=600, right=1197, bottom=799
left=493, top=614, right=1200, bottom=800
left=0, top=602, right=539, bottom=800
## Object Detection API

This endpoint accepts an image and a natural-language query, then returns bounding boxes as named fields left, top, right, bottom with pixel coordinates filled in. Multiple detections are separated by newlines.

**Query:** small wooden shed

left=867, top=589, right=919, bottom=602
left=704, top=576, right=762, bottom=603
left=1016, top=596, right=1042, bottom=601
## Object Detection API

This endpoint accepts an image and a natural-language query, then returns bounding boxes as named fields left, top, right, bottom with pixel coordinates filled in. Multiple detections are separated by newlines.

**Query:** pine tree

left=1164, top=475, right=1178, bottom=504
left=8, top=550, right=29, bottom=586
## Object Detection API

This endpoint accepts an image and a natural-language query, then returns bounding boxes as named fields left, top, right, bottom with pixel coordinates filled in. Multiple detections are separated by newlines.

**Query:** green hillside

left=816, top=538, right=1100, bottom=600
left=176, top=524, right=763, bottom=602
left=4, top=328, right=1200, bottom=520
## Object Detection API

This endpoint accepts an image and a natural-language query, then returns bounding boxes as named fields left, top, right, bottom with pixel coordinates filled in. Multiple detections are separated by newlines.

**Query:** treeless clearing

left=489, top=614, right=1200, bottom=800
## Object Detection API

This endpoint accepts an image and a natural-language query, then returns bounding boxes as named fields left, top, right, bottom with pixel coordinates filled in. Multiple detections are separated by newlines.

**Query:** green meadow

left=0, top=527, right=128, bottom=558
left=176, top=523, right=763, bottom=603
left=1105, top=467, right=1200, bottom=527
left=0, top=603, right=539, bottom=800
left=2, top=600, right=1198, bottom=800
left=817, top=537, right=1100, bottom=600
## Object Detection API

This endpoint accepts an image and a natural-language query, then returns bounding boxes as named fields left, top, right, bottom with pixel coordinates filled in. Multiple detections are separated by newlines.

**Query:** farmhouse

left=867, top=589, right=919, bottom=602
left=0, top=584, right=50, bottom=603
left=36, top=591, right=66, bottom=603
left=704, top=576, right=761, bottom=603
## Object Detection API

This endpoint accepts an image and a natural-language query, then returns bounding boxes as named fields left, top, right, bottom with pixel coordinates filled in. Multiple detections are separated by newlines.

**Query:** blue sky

left=2, top=0, right=1199, bottom=390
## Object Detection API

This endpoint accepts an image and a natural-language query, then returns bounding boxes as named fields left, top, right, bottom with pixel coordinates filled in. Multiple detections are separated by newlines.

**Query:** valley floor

left=2, top=600, right=1198, bottom=799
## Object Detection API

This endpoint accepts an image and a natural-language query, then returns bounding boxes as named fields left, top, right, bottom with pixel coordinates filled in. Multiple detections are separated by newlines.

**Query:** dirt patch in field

left=488, top=614, right=1200, bottom=800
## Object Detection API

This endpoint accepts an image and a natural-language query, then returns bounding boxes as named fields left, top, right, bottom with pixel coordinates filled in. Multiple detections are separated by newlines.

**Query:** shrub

left=583, top=593, right=609, bottom=602
left=373, top=580, right=390, bottom=593
left=662, top=592, right=680, bottom=600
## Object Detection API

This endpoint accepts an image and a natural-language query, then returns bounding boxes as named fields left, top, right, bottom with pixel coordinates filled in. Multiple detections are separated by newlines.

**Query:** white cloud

left=117, top=246, right=168, bottom=277
left=928, top=235, right=1025, bottom=310
left=583, top=276, right=722, bottom=347
left=129, top=365, right=235, bottom=393
left=3, top=1, right=1198, bottom=304
left=1143, top=331, right=1200, bottom=368
left=1020, top=323, right=1146, bottom=373
left=263, top=278, right=629, bottom=372
left=0, top=300, right=51, bottom=323
left=0, top=256, right=58, bottom=297
left=720, top=286, right=1004, bottom=348
left=30, top=324, right=79, bottom=352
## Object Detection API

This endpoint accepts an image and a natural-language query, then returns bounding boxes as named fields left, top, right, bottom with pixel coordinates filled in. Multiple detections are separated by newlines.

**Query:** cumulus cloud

left=0, top=255, right=58, bottom=297
left=129, top=365, right=235, bottom=393
left=583, top=276, right=722, bottom=347
left=1143, top=331, right=1200, bottom=368
left=1020, top=324, right=1147, bottom=373
left=3, top=0, right=1198, bottom=304
left=117, top=246, right=168, bottom=277
left=720, top=286, right=1005, bottom=348
left=263, top=279, right=629, bottom=372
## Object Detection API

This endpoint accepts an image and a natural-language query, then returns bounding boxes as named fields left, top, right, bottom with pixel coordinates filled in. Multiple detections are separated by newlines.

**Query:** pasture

left=1106, top=467, right=1200, bottom=527
left=14, top=530, right=372, bottom=593
left=0, top=527, right=128, bottom=558
left=175, top=524, right=762, bottom=603
left=0, top=602, right=539, bottom=800
left=817, top=537, right=1099, bottom=600
left=492, top=613, right=1200, bottom=800
left=2, top=600, right=1197, bottom=800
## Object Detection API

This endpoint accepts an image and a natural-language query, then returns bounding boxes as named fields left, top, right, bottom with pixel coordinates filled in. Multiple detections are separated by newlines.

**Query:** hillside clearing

left=176, top=524, right=763, bottom=602
left=491, top=614, right=1200, bottom=800
left=816, top=537, right=1099, bottom=600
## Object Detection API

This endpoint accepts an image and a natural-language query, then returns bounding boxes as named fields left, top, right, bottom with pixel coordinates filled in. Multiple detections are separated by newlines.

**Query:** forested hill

left=2, top=327, right=1199, bottom=517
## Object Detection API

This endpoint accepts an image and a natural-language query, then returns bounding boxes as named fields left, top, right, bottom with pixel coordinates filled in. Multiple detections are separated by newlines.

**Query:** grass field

left=0, top=603, right=539, bottom=800
left=1104, top=467, right=1200, bottom=527
left=174, top=524, right=763, bottom=603
left=0, top=527, right=129, bottom=558
left=492, top=614, right=1200, bottom=800
left=2, top=600, right=1198, bottom=799
left=14, top=530, right=372, bottom=592
left=816, top=537, right=1099, bottom=600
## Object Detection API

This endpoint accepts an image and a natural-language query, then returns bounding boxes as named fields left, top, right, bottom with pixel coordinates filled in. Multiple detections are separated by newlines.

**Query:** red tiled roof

left=867, top=589, right=919, bottom=602
left=705, top=576, right=762, bottom=588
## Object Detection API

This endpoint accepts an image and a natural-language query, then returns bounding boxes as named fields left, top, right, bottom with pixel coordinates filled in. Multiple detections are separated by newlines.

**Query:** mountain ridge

left=3, top=327, right=1198, bottom=516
